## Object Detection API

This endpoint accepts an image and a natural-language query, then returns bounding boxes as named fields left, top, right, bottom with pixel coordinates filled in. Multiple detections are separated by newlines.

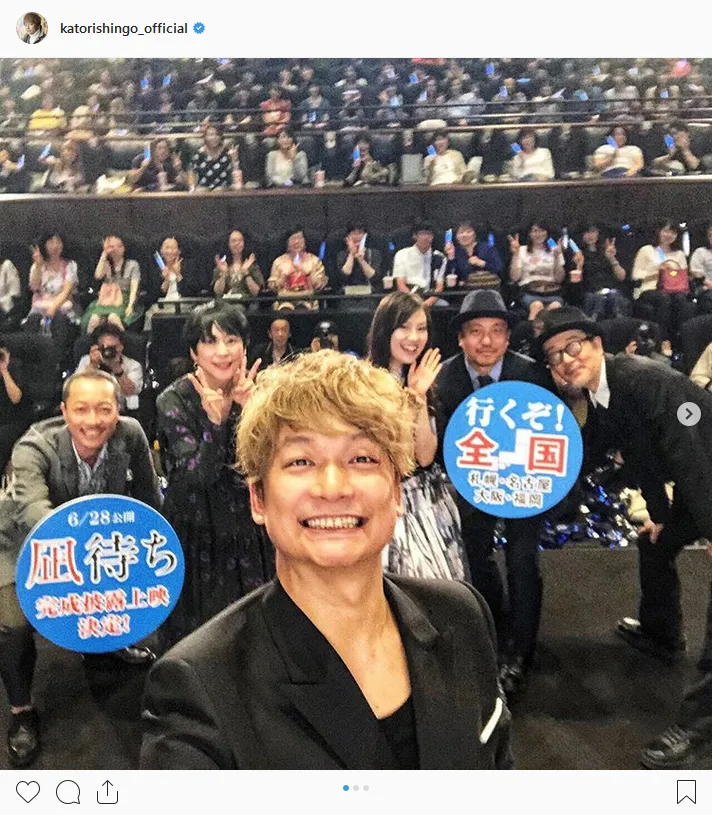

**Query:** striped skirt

left=384, top=463, right=470, bottom=582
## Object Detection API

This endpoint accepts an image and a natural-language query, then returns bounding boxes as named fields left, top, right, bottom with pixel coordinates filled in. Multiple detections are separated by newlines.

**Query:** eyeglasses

left=545, top=336, right=593, bottom=367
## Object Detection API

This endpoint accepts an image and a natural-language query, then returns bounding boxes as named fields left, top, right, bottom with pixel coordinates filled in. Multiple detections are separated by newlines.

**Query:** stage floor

left=0, top=546, right=709, bottom=770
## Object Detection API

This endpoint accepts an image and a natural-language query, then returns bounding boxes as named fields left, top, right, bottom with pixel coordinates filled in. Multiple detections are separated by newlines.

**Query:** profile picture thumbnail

left=17, top=12, right=47, bottom=44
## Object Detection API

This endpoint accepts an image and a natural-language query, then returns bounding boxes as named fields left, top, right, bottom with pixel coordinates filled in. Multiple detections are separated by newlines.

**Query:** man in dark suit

left=435, top=290, right=553, bottom=699
left=0, top=369, right=162, bottom=767
left=539, top=306, right=712, bottom=661
left=141, top=350, right=512, bottom=769
left=538, top=306, right=712, bottom=768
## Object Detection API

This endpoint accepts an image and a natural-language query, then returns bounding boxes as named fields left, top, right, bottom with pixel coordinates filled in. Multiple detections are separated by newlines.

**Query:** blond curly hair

left=237, top=350, right=418, bottom=487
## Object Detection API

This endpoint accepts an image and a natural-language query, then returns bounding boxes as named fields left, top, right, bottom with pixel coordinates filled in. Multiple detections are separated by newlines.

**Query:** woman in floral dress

left=156, top=302, right=274, bottom=648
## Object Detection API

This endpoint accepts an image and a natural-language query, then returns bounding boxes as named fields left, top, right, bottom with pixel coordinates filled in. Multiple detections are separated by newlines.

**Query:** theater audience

left=75, top=322, right=142, bottom=410
left=212, top=230, right=264, bottom=302
left=24, top=232, right=80, bottom=357
left=593, top=125, right=644, bottom=178
left=651, top=122, right=701, bottom=176
left=510, top=128, right=555, bottom=182
left=27, top=94, right=66, bottom=132
left=424, top=131, right=466, bottom=185
left=155, top=303, right=273, bottom=649
left=336, top=223, right=382, bottom=297
left=632, top=219, right=694, bottom=342
left=268, top=228, right=326, bottom=311
left=39, top=139, right=86, bottom=193
left=344, top=135, right=389, bottom=187
left=0, top=253, right=21, bottom=330
left=509, top=222, right=565, bottom=319
left=82, top=235, right=141, bottom=333
left=188, top=124, right=235, bottom=191
left=444, top=222, right=504, bottom=291
left=265, top=128, right=308, bottom=188
left=250, top=316, right=298, bottom=371
left=690, top=341, right=712, bottom=390
left=572, top=225, right=630, bottom=320
left=690, top=223, right=712, bottom=313
left=128, top=138, right=187, bottom=192
left=260, top=84, right=291, bottom=136
left=393, top=222, right=447, bottom=309
left=297, top=85, right=330, bottom=128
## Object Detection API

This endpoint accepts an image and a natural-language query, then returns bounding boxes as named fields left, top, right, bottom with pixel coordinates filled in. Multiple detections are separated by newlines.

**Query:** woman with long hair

left=509, top=221, right=565, bottom=320
left=82, top=235, right=142, bottom=333
left=633, top=219, right=695, bottom=343
left=366, top=291, right=468, bottom=580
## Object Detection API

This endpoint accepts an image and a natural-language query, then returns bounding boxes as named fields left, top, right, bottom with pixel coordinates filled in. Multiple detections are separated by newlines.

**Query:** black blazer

left=586, top=353, right=712, bottom=534
left=140, top=576, right=512, bottom=769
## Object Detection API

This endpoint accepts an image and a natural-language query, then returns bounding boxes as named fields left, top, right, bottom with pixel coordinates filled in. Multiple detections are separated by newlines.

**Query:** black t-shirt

left=582, top=248, right=620, bottom=293
left=336, top=247, right=382, bottom=288
left=377, top=696, right=419, bottom=770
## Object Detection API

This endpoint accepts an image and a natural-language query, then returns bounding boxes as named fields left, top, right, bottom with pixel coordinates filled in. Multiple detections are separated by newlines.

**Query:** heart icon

left=16, top=781, right=40, bottom=803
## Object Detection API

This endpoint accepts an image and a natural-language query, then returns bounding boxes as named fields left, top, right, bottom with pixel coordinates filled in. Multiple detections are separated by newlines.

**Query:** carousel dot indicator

left=343, top=785, right=349, bottom=791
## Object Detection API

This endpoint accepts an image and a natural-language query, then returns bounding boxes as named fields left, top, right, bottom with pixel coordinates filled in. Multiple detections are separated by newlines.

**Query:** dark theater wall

left=4, top=177, right=712, bottom=246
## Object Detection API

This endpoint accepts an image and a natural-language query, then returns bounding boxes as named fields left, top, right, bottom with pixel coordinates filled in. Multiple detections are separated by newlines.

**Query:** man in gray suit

left=0, top=369, right=161, bottom=767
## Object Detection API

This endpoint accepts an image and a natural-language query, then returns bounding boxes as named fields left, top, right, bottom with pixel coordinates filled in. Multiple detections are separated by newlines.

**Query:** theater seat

left=105, top=138, right=149, bottom=172
left=679, top=315, right=712, bottom=374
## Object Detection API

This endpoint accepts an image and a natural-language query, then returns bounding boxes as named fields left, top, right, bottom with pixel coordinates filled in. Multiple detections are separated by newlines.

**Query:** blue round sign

left=15, top=495, right=184, bottom=653
left=444, top=381, right=583, bottom=518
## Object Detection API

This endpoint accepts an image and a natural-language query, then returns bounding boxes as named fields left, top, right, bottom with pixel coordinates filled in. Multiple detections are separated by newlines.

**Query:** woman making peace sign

left=156, top=303, right=274, bottom=649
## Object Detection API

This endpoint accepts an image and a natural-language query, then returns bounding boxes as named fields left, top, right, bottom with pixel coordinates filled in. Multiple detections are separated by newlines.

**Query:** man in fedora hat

left=538, top=305, right=712, bottom=767
left=435, top=289, right=553, bottom=699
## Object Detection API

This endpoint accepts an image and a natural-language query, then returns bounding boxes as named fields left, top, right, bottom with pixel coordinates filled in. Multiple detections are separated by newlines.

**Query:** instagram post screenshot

left=1, top=2, right=712, bottom=809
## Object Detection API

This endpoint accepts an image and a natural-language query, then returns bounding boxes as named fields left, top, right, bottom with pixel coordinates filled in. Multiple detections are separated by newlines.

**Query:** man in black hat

left=435, top=290, right=553, bottom=698
left=539, top=306, right=712, bottom=767
left=539, top=306, right=712, bottom=658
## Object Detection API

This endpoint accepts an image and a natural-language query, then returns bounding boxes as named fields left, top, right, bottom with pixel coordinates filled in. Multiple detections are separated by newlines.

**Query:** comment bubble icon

left=56, top=780, right=81, bottom=804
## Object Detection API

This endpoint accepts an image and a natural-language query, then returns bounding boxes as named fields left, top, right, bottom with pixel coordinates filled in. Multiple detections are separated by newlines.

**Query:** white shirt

left=511, top=148, right=555, bottom=180
left=690, top=247, right=712, bottom=282
left=392, top=245, right=446, bottom=289
left=594, top=144, right=643, bottom=173
left=589, top=357, right=610, bottom=409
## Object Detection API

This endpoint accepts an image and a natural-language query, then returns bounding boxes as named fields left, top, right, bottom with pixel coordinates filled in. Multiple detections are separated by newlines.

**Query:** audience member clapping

left=213, top=230, right=264, bottom=303
left=268, top=228, right=326, bottom=311
left=82, top=235, right=141, bottom=334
